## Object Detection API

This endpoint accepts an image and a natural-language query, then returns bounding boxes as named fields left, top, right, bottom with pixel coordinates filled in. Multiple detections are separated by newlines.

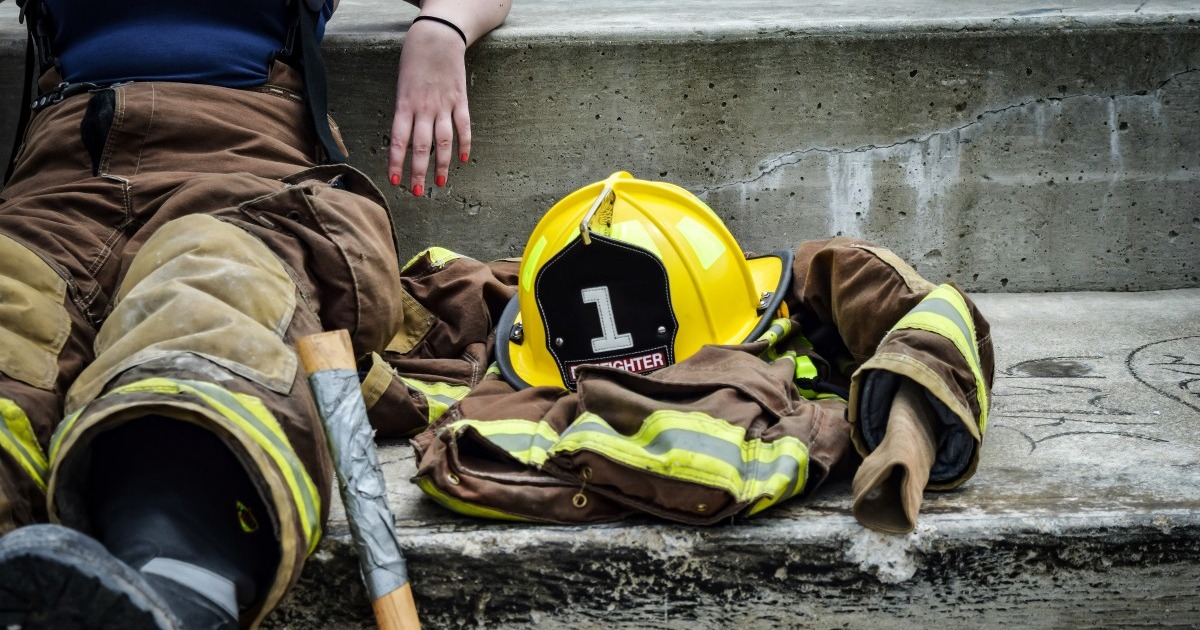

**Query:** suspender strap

left=6, top=0, right=62, bottom=185
left=25, top=0, right=56, bottom=72
left=3, top=33, right=36, bottom=185
left=296, top=2, right=346, bottom=164
left=5, top=0, right=51, bottom=186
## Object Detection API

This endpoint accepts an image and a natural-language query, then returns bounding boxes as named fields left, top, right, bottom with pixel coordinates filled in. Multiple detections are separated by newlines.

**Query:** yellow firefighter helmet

left=496, top=171, right=792, bottom=390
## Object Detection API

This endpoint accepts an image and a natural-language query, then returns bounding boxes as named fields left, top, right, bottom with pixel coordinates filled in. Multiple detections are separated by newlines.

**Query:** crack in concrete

left=697, top=66, right=1199, bottom=196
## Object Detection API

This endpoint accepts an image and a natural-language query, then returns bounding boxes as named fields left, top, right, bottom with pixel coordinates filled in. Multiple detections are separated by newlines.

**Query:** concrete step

left=268, top=288, right=1200, bottom=629
left=1, top=1, right=1198, bottom=293
left=1, top=2, right=1197, bottom=628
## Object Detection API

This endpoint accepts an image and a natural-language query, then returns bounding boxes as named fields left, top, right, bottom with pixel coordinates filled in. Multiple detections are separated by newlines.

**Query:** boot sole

left=0, top=524, right=180, bottom=630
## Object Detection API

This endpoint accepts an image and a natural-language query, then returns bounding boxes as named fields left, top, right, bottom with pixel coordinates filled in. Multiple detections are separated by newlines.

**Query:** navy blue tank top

left=42, top=0, right=333, bottom=88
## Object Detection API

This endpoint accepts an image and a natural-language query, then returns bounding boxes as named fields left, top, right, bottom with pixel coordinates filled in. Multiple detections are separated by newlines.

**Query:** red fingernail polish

left=389, top=174, right=400, bottom=186
left=436, top=175, right=446, bottom=187
left=460, top=153, right=469, bottom=163
left=413, top=184, right=424, bottom=197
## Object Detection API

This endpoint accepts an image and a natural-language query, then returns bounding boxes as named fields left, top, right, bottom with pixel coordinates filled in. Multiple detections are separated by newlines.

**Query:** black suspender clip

left=31, top=82, right=102, bottom=112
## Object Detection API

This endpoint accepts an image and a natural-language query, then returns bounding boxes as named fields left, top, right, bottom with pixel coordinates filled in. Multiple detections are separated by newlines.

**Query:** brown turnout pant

left=0, top=62, right=403, bottom=625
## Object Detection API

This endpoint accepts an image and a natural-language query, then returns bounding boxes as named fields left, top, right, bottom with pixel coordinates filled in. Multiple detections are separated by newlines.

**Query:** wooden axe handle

left=296, top=329, right=356, bottom=373
left=373, top=584, right=421, bottom=630
left=296, top=330, right=421, bottom=630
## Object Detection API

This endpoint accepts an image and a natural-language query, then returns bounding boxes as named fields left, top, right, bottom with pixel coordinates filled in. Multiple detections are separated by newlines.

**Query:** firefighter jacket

left=365, top=238, right=995, bottom=525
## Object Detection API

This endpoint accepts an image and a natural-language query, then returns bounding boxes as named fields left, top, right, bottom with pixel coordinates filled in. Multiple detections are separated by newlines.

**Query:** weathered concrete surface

left=2, top=1, right=1198, bottom=292
left=265, top=288, right=1200, bottom=629
left=1, top=3, right=1196, bottom=627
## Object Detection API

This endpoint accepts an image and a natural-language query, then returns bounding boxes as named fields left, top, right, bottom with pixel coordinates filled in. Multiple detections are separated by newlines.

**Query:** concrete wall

left=2, top=3, right=1198, bottom=293
left=326, top=27, right=1200, bottom=294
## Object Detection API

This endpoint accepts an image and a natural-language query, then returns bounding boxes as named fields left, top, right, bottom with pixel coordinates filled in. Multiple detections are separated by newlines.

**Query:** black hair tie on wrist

left=411, top=15, right=468, bottom=46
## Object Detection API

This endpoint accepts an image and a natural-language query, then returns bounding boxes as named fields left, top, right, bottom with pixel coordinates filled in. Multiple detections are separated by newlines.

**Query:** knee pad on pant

left=67, top=215, right=298, bottom=412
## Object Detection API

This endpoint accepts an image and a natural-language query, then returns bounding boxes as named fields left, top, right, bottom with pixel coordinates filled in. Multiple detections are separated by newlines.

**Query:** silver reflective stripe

left=559, top=420, right=804, bottom=484
left=141, top=557, right=238, bottom=620
left=424, top=392, right=461, bottom=410
left=479, top=431, right=557, bottom=459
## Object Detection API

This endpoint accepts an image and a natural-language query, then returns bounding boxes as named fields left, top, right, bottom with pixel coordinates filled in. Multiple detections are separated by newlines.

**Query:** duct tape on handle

left=310, top=369, right=410, bottom=599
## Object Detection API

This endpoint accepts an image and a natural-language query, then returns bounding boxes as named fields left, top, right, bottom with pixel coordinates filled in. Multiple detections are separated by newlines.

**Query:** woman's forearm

left=414, top=0, right=511, bottom=46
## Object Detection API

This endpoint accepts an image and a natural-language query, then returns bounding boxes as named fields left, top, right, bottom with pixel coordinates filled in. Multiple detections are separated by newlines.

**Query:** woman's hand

left=388, top=18, right=469, bottom=197
left=386, top=0, right=511, bottom=197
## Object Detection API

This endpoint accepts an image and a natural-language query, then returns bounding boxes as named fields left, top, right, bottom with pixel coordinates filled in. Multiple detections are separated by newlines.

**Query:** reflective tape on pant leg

left=889, top=284, right=990, bottom=433
left=50, top=377, right=322, bottom=555
left=178, top=380, right=322, bottom=554
left=0, top=399, right=48, bottom=491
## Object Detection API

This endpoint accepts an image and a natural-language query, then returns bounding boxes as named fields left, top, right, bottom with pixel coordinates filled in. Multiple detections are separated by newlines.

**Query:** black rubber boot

left=0, top=523, right=183, bottom=630
left=85, top=416, right=281, bottom=630
left=143, top=573, right=239, bottom=630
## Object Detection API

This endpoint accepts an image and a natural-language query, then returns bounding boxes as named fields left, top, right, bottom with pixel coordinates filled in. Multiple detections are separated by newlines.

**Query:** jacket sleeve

left=786, top=237, right=994, bottom=488
left=362, top=248, right=516, bottom=438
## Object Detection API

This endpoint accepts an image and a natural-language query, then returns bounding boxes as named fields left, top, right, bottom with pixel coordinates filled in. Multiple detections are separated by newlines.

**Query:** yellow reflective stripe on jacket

left=891, top=285, right=990, bottom=432
left=793, top=353, right=819, bottom=380
left=772, top=352, right=844, bottom=402
left=552, top=411, right=808, bottom=507
left=399, top=377, right=471, bottom=424
left=0, top=399, right=48, bottom=491
left=402, top=246, right=462, bottom=272
left=49, top=378, right=322, bottom=555
left=414, top=477, right=534, bottom=522
left=449, top=418, right=560, bottom=467
left=792, top=352, right=844, bottom=401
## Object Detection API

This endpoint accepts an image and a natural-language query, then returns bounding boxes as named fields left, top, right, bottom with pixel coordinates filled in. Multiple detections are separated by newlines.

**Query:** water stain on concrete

left=1009, top=357, right=1096, bottom=378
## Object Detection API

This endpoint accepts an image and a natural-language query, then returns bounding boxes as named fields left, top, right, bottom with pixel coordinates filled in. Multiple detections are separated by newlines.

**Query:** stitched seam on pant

left=98, top=88, right=122, bottom=176
left=73, top=179, right=133, bottom=325
left=132, top=84, right=156, bottom=177
left=84, top=217, right=125, bottom=279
